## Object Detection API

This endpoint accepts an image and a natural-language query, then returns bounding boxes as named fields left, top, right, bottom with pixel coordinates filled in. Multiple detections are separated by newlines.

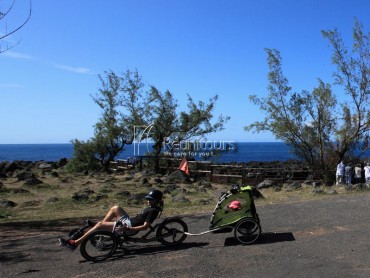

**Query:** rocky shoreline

left=1, top=157, right=369, bottom=223
left=0, top=158, right=309, bottom=179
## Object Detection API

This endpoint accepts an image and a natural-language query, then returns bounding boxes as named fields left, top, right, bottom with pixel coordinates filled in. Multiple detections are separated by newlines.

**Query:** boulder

left=140, top=169, right=154, bottom=177
left=154, top=177, right=163, bottom=184
left=58, top=158, right=68, bottom=167
left=123, top=174, right=134, bottom=181
left=164, top=184, right=179, bottom=194
left=141, top=177, right=149, bottom=185
left=21, top=200, right=42, bottom=207
left=3, top=162, right=19, bottom=174
left=47, top=197, right=59, bottom=203
left=116, top=190, right=131, bottom=198
left=72, top=188, right=95, bottom=201
left=72, top=192, right=90, bottom=201
left=197, top=199, right=211, bottom=205
left=312, top=181, right=321, bottom=187
left=17, top=171, right=36, bottom=181
left=11, top=188, right=30, bottom=194
left=171, top=194, right=191, bottom=204
left=284, top=181, right=301, bottom=191
left=0, top=199, right=17, bottom=207
left=195, top=180, right=213, bottom=189
left=93, top=194, right=108, bottom=201
left=312, top=187, right=324, bottom=194
left=38, top=163, right=53, bottom=170
left=326, top=188, right=337, bottom=195
left=166, top=170, right=191, bottom=184
left=257, top=179, right=278, bottom=189
left=128, top=193, right=147, bottom=204
left=49, top=171, right=59, bottom=178
left=24, top=177, right=43, bottom=186
left=59, top=177, right=72, bottom=183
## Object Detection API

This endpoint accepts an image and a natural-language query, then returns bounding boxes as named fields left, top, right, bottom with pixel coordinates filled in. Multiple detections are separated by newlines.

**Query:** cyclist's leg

left=74, top=221, right=115, bottom=245
left=102, top=205, right=128, bottom=222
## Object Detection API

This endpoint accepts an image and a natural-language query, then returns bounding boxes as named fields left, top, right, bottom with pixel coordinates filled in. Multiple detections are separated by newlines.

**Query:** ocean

left=0, top=142, right=298, bottom=163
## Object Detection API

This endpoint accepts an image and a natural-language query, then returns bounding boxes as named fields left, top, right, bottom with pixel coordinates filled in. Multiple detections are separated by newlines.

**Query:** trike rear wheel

left=80, top=231, right=118, bottom=261
left=234, top=218, right=261, bottom=245
left=156, top=218, right=188, bottom=246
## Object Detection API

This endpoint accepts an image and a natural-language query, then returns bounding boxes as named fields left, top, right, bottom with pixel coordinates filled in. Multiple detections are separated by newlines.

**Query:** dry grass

left=0, top=169, right=224, bottom=223
left=1, top=167, right=369, bottom=225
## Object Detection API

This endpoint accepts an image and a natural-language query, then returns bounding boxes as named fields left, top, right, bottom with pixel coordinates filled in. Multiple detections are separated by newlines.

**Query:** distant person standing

left=336, top=161, right=345, bottom=185
left=364, top=163, right=370, bottom=185
left=354, top=164, right=362, bottom=183
left=344, top=164, right=352, bottom=186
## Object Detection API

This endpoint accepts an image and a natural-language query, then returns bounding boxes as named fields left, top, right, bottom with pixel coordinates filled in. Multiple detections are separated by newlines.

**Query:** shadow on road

left=79, top=241, right=209, bottom=263
left=224, top=232, right=295, bottom=246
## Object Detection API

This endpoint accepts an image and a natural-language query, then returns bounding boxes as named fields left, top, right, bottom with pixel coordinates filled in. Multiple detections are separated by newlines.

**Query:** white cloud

left=2, top=51, right=35, bottom=59
left=54, top=63, right=92, bottom=74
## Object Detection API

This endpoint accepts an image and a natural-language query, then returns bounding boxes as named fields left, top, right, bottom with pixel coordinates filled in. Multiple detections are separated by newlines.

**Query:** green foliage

left=91, top=71, right=138, bottom=168
left=144, top=88, right=230, bottom=172
left=66, top=139, right=101, bottom=172
left=69, top=69, right=229, bottom=173
left=246, top=19, right=370, bottom=179
left=246, top=48, right=337, bottom=176
left=321, top=19, right=370, bottom=160
left=68, top=70, right=144, bottom=172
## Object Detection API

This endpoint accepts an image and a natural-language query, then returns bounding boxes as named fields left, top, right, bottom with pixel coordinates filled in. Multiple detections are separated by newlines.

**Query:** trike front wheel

left=234, top=217, right=261, bottom=245
left=156, top=218, right=188, bottom=246
left=80, top=231, right=118, bottom=261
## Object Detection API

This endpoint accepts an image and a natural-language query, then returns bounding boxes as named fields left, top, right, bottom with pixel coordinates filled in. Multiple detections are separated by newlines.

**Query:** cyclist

left=59, top=189, right=163, bottom=251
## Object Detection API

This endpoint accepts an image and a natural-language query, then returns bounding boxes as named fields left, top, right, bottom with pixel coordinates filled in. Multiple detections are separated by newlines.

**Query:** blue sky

left=1, top=0, right=370, bottom=144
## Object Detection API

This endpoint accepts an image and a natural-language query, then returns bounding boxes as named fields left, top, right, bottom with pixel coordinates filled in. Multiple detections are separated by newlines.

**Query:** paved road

left=1, top=193, right=370, bottom=278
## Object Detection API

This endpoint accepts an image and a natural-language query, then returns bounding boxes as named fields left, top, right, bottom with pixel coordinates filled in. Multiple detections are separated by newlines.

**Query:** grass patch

left=0, top=209, right=12, bottom=219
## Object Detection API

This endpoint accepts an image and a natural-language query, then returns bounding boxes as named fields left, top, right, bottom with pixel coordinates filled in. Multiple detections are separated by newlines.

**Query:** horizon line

left=0, top=141, right=282, bottom=145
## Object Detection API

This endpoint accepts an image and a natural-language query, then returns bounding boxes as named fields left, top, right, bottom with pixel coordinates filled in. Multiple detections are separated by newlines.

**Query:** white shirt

left=354, top=167, right=362, bottom=179
left=336, top=162, right=345, bottom=175
left=365, top=166, right=370, bottom=180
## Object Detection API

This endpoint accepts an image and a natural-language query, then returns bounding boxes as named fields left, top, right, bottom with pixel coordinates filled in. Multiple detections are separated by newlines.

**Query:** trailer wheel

left=234, top=218, right=261, bottom=245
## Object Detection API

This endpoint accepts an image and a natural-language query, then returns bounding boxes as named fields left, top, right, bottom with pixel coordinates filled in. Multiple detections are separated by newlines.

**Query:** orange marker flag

left=179, top=158, right=190, bottom=175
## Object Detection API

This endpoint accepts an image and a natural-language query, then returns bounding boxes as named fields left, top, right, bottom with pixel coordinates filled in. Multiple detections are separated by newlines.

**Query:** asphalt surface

left=1, top=193, right=370, bottom=278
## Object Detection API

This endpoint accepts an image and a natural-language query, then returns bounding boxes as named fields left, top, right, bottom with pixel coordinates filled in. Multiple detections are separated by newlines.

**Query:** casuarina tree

left=68, top=69, right=229, bottom=172
left=145, top=88, right=229, bottom=172
left=68, top=70, right=144, bottom=171
left=246, top=19, right=370, bottom=181
left=245, top=48, right=337, bottom=180
left=321, top=19, right=370, bottom=162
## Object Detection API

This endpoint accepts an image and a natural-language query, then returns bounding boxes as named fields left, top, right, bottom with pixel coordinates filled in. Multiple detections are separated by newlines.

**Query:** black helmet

left=230, top=184, right=240, bottom=194
left=145, top=189, right=163, bottom=201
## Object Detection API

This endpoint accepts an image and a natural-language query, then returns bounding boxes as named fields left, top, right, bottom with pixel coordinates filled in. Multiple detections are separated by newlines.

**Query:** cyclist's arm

left=127, top=221, right=151, bottom=232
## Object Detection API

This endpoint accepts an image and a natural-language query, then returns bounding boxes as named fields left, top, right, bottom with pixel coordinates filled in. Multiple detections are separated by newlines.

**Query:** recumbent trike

left=66, top=184, right=261, bottom=262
